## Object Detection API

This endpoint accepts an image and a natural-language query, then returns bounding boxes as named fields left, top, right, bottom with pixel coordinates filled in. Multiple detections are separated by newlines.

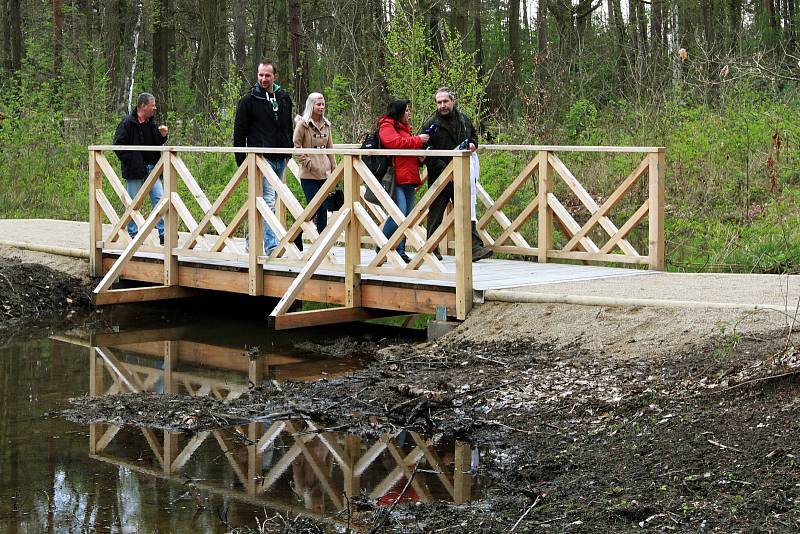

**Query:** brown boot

left=471, top=222, right=493, bottom=261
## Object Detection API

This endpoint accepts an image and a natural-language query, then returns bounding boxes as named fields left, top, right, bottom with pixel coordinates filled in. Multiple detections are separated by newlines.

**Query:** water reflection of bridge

left=58, top=331, right=477, bottom=524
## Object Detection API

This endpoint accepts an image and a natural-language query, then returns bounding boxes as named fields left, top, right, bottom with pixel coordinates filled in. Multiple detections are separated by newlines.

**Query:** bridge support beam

left=269, top=307, right=396, bottom=330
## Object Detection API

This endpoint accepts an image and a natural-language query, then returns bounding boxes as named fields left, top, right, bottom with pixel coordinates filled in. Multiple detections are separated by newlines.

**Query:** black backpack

left=359, top=129, right=390, bottom=181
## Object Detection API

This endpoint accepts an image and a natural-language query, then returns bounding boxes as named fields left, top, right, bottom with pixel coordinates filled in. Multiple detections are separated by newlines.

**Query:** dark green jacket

left=419, top=109, right=478, bottom=184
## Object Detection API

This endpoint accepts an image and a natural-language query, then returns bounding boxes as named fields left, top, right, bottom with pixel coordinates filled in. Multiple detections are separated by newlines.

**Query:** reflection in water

left=74, top=328, right=481, bottom=527
left=0, top=315, right=473, bottom=531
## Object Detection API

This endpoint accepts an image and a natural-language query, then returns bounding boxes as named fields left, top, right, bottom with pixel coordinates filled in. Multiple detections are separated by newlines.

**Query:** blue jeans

left=300, top=178, right=329, bottom=234
left=382, top=184, right=416, bottom=255
left=126, top=164, right=164, bottom=238
left=262, top=158, right=286, bottom=253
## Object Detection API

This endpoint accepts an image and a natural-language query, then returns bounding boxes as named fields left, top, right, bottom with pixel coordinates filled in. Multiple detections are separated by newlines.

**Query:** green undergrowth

left=1, top=82, right=798, bottom=274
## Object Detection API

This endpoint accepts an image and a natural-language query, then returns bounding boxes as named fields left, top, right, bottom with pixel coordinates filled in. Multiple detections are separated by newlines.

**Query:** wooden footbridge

left=88, top=143, right=665, bottom=329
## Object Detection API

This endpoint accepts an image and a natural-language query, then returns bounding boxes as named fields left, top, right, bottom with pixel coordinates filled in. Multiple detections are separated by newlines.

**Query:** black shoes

left=472, top=245, right=493, bottom=261
left=399, top=252, right=412, bottom=263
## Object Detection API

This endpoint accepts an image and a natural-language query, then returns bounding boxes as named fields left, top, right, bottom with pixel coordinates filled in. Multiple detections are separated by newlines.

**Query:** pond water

left=0, top=305, right=480, bottom=532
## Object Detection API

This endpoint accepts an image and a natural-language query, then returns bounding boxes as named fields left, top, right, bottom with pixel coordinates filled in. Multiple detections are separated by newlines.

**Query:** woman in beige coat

left=293, top=92, right=337, bottom=233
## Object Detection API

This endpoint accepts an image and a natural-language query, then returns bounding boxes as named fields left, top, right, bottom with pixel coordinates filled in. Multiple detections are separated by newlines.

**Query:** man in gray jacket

left=113, top=92, right=169, bottom=244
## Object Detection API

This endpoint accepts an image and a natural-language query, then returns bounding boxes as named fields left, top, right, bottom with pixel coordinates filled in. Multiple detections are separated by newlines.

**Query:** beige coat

left=292, top=117, right=336, bottom=180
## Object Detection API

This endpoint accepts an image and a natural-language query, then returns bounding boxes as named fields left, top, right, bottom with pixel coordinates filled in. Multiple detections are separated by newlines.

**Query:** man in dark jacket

left=420, top=88, right=492, bottom=261
left=233, top=61, right=294, bottom=254
left=113, top=92, right=168, bottom=243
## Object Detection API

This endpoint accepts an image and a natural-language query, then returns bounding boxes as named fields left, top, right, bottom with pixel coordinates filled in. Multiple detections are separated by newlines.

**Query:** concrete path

left=1, top=219, right=797, bottom=311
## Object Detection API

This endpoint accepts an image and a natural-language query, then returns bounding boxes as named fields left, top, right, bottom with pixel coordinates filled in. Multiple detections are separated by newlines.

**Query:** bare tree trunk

left=536, top=0, right=547, bottom=83
left=509, top=0, right=521, bottom=82
left=677, top=0, right=692, bottom=49
left=9, top=0, right=22, bottom=72
left=701, top=0, right=715, bottom=49
left=123, top=0, right=144, bottom=114
left=373, top=0, right=389, bottom=98
left=2, top=0, right=11, bottom=73
left=651, top=0, right=663, bottom=58
left=53, top=0, right=64, bottom=78
left=153, top=0, right=170, bottom=115
left=422, top=0, right=444, bottom=55
left=197, top=0, right=223, bottom=111
left=608, top=0, right=626, bottom=54
left=252, top=0, right=267, bottom=76
left=232, top=0, right=247, bottom=85
left=637, top=0, right=647, bottom=54
left=728, top=0, right=741, bottom=49
left=473, top=0, right=483, bottom=73
left=452, top=0, right=469, bottom=40
left=789, top=0, right=797, bottom=46
left=275, top=0, right=291, bottom=82
left=104, top=0, right=125, bottom=113
left=765, top=0, right=778, bottom=32
left=288, top=0, right=308, bottom=106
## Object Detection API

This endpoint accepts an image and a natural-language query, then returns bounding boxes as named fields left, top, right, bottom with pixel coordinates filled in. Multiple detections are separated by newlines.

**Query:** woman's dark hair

left=386, top=99, right=411, bottom=122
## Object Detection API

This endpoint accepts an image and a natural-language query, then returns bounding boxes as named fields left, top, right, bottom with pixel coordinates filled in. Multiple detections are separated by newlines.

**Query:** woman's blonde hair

left=296, top=92, right=330, bottom=125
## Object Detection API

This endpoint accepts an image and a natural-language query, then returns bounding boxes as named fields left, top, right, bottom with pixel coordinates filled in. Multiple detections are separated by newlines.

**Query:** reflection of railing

left=88, top=144, right=665, bottom=327
left=85, top=341, right=476, bottom=516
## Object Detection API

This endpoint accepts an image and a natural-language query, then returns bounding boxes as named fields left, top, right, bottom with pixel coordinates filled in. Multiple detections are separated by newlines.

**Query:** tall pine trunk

left=53, top=0, right=64, bottom=78
left=288, top=0, right=308, bottom=106
left=473, top=0, right=483, bottom=74
left=152, top=0, right=171, bottom=116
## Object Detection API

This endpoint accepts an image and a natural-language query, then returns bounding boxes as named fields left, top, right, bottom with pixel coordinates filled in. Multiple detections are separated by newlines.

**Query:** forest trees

left=0, top=0, right=798, bottom=135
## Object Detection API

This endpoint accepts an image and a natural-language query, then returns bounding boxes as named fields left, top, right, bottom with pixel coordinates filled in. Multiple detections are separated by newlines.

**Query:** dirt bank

left=0, top=249, right=92, bottom=338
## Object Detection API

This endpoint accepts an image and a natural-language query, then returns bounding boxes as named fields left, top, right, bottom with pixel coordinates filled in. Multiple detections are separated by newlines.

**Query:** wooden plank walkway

left=113, top=242, right=651, bottom=291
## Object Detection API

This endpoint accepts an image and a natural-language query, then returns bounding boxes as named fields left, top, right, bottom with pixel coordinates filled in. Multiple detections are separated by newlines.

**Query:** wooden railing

left=475, top=145, right=665, bottom=269
left=88, top=143, right=664, bottom=326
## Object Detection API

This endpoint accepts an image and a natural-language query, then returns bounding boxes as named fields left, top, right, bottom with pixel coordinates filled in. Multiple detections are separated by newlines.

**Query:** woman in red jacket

left=378, top=99, right=430, bottom=263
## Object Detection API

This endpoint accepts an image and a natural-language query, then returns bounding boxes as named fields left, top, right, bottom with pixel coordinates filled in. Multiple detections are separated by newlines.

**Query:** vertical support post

left=537, top=150, right=553, bottom=263
left=452, top=440, right=471, bottom=504
left=344, top=155, right=361, bottom=308
left=648, top=149, right=666, bottom=271
left=249, top=356, right=265, bottom=387
left=453, top=152, right=473, bottom=320
left=89, top=150, right=103, bottom=276
left=343, top=434, right=362, bottom=498
left=247, top=421, right=263, bottom=496
left=247, top=153, right=264, bottom=295
left=163, top=340, right=179, bottom=474
left=89, top=347, right=103, bottom=454
left=163, top=151, right=179, bottom=285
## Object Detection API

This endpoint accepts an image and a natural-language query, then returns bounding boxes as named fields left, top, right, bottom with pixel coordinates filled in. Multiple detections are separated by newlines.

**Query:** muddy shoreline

left=0, top=255, right=93, bottom=343
left=4, top=249, right=800, bottom=532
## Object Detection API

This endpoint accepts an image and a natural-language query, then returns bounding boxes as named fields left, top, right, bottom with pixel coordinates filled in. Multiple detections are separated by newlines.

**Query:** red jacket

left=378, top=116, right=423, bottom=186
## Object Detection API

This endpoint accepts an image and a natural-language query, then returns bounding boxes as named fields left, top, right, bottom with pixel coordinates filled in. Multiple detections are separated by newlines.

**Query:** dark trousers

left=300, top=178, right=329, bottom=234
left=426, top=180, right=483, bottom=249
